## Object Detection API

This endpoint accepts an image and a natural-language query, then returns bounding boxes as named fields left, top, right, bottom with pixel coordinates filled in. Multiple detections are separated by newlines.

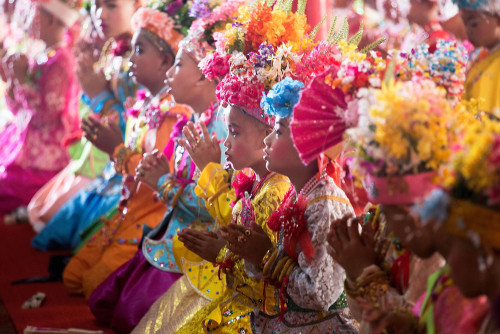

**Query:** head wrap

left=40, top=0, right=80, bottom=27
left=131, top=0, right=193, bottom=53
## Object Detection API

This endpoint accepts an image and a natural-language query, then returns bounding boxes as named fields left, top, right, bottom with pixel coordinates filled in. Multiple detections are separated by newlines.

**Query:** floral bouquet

left=415, top=116, right=500, bottom=248
left=346, top=78, right=464, bottom=204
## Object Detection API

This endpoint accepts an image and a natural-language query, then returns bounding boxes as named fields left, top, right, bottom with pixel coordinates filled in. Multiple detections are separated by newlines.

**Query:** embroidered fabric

left=286, top=178, right=354, bottom=314
left=3, top=46, right=79, bottom=171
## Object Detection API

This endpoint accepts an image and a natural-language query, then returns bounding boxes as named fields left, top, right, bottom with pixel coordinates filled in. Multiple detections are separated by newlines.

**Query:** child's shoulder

left=307, top=177, right=352, bottom=211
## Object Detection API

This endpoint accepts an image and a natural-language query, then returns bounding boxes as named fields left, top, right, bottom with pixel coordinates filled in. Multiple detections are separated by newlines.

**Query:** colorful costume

left=345, top=206, right=445, bottom=333
left=177, top=171, right=290, bottom=333
left=0, top=0, right=80, bottom=214
left=63, top=87, right=191, bottom=298
left=31, top=32, right=138, bottom=251
left=88, top=104, right=227, bottom=334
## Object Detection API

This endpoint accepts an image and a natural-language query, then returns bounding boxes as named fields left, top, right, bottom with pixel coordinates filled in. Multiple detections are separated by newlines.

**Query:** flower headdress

left=399, top=40, right=469, bottom=105
left=131, top=0, right=193, bottom=54
left=287, top=21, right=387, bottom=164
left=452, top=0, right=500, bottom=15
left=39, top=0, right=81, bottom=27
left=179, top=0, right=246, bottom=64
left=200, top=0, right=316, bottom=126
left=414, top=116, right=500, bottom=249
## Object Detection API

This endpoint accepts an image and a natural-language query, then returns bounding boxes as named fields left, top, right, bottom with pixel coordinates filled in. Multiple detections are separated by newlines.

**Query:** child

left=31, top=0, right=143, bottom=250
left=0, top=0, right=80, bottom=218
left=236, top=77, right=356, bottom=333
left=62, top=2, right=191, bottom=299
left=401, top=0, right=453, bottom=52
left=456, top=0, right=500, bottom=113
left=86, top=3, right=230, bottom=332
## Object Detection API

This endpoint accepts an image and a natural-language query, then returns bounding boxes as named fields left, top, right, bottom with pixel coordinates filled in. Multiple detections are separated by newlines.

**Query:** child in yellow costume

left=62, top=2, right=191, bottom=299
left=456, top=0, right=500, bottom=113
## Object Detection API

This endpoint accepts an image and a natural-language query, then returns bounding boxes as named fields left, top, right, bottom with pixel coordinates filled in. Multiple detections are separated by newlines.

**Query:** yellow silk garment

left=132, top=163, right=238, bottom=333
left=464, top=46, right=500, bottom=114
left=178, top=171, right=291, bottom=333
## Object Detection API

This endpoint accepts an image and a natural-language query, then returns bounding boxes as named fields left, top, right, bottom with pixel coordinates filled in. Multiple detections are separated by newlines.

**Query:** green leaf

left=360, top=38, right=385, bottom=53
left=332, top=17, right=349, bottom=44
left=348, top=21, right=363, bottom=46
left=297, top=0, right=307, bottom=15
left=310, top=15, right=327, bottom=40
left=326, top=16, right=338, bottom=43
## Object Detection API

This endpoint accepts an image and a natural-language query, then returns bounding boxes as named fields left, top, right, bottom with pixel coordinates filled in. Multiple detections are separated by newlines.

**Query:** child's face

left=460, top=9, right=500, bottom=48
left=29, top=7, right=55, bottom=42
left=382, top=204, right=438, bottom=258
left=93, top=0, right=137, bottom=39
left=224, top=106, right=269, bottom=171
left=129, top=31, right=171, bottom=92
left=165, top=49, right=203, bottom=105
left=263, top=116, right=303, bottom=176
left=407, top=0, right=436, bottom=26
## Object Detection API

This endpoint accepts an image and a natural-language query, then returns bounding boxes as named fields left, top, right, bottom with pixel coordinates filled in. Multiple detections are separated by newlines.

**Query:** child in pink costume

left=0, top=0, right=80, bottom=216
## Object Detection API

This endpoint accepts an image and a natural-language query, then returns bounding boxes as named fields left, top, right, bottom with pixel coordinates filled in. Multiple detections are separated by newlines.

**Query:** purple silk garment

left=0, top=163, right=57, bottom=214
left=88, top=249, right=182, bottom=334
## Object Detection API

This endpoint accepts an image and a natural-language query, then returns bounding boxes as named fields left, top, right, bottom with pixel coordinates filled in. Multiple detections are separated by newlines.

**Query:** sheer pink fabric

left=0, top=46, right=80, bottom=213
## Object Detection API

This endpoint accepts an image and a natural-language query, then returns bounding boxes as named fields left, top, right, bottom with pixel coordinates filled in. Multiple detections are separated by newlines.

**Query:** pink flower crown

left=131, top=7, right=183, bottom=53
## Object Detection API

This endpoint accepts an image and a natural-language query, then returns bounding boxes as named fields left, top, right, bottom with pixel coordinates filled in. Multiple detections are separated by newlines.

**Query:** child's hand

left=220, top=222, right=273, bottom=265
left=135, top=151, right=170, bottom=190
left=178, top=121, right=221, bottom=171
left=327, top=214, right=377, bottom=280
left=75, top=51, right=107, bottom=99
left=81, top=116, right=123, bottom=155
left=178, top=228, right=226, bottom=263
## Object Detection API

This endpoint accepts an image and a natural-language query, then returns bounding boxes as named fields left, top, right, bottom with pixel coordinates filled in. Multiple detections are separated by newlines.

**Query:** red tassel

left=390, top=250, right=410, bottom=294
left=279, top=277, right=289, bottom=321
left=298, top=232, right=315, bottom=262
left=216, top=258, right=234, bottom=281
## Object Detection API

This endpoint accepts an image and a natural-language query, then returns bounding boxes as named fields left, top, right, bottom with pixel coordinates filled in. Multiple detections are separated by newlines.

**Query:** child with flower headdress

left=403, top=116, right=500, bottom=334
left=85, top=2, right=232, bottom=332
left=327, top=37, right=475, bottom=333
left=62, top=0, right=193, bottom=300
left=164, top=2, right=342, bottom=332
left=455, top=0, right=500, bottom=114
left=0, top=0, right=81, bottom=218
left=30, top=0, right=145, bottom=250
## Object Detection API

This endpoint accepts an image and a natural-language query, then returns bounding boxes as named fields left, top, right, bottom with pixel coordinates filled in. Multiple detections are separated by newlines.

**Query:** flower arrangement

left=147, top=0, right=194, bottom=36
left=345, top=78, right=465, bottom=203
left=445, top=117, right=500, bottom=207
left=180, top=0, right=244, bottom=64
left=260, top=77, right=304, bottom=118
left=403, top=40, right=468, bottom=105
left=414, top=116, right=500, bottom=249
left=220, top=0, right=312, bottom=55
left=347, top=79, right=460, bottom=177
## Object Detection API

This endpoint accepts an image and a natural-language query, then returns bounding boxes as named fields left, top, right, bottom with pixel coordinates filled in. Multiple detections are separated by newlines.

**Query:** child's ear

left=162, top=52, right=174, bottom=69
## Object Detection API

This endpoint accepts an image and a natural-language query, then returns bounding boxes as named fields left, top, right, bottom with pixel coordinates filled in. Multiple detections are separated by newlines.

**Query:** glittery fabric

left=131, top=275, right=210, bottom=334
left=178, top=173, right=291, bottom=333
left=63, top=98, right=191, bottom=299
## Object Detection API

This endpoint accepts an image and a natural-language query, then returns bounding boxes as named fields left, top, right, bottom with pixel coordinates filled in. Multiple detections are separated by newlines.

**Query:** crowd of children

left=1, top=0, right=500, bottom=333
